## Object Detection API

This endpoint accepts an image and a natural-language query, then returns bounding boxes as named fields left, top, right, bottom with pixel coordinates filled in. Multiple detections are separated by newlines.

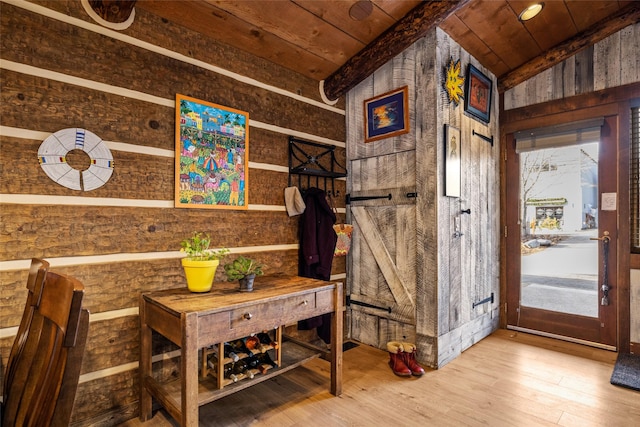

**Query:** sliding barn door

left=347, top=151, right=417, bottom=348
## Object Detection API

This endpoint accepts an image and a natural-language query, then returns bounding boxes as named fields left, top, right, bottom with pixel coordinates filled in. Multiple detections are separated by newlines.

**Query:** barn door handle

left=346, top=193, right=392, bottom=204
left=591, top=231, right=611, bottom=306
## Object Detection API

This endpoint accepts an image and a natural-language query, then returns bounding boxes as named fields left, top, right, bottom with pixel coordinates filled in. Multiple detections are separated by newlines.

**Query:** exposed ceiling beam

left=321, top=0, right=470, bottom=102
left=498, top=2, right=640, bottom=93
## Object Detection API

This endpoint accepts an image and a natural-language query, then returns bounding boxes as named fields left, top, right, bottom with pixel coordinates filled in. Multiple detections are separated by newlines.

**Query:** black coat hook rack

left=472, top=129, right=494, bottom=147
left=288, top=136, right=346, bottom=195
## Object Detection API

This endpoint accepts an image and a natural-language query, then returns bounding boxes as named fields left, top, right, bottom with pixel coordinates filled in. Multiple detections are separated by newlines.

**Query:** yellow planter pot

left=181, top=259, right=219, bottom=292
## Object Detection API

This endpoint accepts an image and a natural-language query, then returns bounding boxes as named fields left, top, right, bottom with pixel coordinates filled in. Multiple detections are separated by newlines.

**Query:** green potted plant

left=180, top=232, right=229, bottom=292
left=224, top=255, right=264, bottom=292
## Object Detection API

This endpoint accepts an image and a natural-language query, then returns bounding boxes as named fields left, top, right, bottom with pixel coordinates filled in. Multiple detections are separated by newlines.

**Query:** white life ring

left=38, top=128, right=114, bottom=191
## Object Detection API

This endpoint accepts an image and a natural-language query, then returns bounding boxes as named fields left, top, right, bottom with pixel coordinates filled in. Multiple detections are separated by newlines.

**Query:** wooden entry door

left=505, top=116, right=618, bottom=348
left=347, top=151, right=417, bottom=348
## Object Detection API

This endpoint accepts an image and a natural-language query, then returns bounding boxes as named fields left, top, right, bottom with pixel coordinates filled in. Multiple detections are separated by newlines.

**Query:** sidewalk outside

left=521, top=229, right=599, bottom=317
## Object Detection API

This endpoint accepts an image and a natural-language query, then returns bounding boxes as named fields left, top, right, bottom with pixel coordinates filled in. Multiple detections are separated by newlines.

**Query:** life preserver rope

left=38, top=128, right=114, bottom=191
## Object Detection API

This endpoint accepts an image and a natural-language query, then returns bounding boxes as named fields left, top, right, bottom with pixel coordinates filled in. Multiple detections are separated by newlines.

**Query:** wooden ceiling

left=134, top=0, right=638, bottom=97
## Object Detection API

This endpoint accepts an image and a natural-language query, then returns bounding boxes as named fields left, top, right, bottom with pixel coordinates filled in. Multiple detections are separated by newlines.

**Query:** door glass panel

left=520, top=142, right=599, bottom=317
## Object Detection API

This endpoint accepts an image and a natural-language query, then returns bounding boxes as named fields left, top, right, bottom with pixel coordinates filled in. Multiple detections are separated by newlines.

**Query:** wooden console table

left=139, top=275, right=343, bottom=426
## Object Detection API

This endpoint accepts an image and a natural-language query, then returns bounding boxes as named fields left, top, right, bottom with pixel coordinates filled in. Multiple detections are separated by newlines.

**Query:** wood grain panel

left=0, top=70, right=175, bottom=151
left=294, top=0, right=396, bottom=45
left=1, top=6, right=345, bottom=141
left=0, top=205, right=299, bottom=260
left=0, top=133, right=345, bottom=206
left=438, top=13, right=509, bottom=78
left=70, top=369, right=140, bottom=424
left=121, top=331, right=640, bottom=426
left=565, top=0, right=623, bottom=32
left=414, top=33, right=439, bottom=342
left=452, top=0, right=540, bottom=70
left=136, top=0, right=340, bottom=81
left=207, top=1, right=364, bottom=66
left=0, top=250, right=326, bottom=328
left=27, top=0, right=343, bottom=107
left=0, top=136, right=175, bottom=199
left=508, top=0, right=577, bottom=51
left=80, top=315, right=140, bottom=374
left=377, top=316, right=416, bottom=348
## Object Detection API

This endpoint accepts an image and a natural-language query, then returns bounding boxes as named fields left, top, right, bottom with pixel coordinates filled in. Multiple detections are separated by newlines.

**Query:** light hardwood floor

left=122, top=329, right=640, bottom=426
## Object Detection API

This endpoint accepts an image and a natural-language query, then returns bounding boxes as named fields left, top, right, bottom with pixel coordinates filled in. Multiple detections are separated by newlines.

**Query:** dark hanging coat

left=298, top=187, right=337, bottom=281
left=298, top=187, right=337, bottom=343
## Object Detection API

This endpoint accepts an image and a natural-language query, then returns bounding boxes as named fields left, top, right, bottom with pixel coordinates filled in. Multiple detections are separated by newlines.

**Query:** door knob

left=589, top=231, right=610, bottom=242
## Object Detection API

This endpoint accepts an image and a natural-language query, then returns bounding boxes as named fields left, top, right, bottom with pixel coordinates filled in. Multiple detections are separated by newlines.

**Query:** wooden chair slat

left=2, top=266, right=88, bottom=427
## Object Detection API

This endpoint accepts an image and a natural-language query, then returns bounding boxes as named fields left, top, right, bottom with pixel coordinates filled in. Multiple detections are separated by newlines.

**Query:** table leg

left=139, top=296, right=153, bottom=421
left=330, top=282, right=343, bottom=396
left=181, top=313, right=199, bottom=426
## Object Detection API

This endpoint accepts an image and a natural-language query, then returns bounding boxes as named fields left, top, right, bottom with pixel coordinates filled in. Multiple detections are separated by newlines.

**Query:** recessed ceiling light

left=518, top=2, right=544, bottom=22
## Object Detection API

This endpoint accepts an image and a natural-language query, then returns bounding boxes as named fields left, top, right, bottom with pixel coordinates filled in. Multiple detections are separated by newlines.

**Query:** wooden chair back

left=2, top=266, right=88, bottom=427
left=3, top=258, right=50, bottom=398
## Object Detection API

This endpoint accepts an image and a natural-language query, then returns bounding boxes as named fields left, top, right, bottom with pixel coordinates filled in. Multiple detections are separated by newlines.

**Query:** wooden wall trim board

left=502, top=82, right=640, bottom=132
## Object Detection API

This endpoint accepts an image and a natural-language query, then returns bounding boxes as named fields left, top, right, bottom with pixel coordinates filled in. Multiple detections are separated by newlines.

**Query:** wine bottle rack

left=200, top=328, right=282, bottom=388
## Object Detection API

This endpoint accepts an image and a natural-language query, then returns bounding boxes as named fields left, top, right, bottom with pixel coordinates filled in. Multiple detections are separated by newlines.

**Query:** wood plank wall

left=432, top=28, right=500, bottom=366
left=344, top=27, right=500, bottom=368
left=502, top=22, right=640, bottom=352
left=0, top=1, right=346, bottom=425
left=504, top=23, right=640, bottom=111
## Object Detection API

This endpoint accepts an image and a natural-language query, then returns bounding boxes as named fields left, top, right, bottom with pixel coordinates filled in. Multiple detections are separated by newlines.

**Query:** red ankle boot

left=387, top=341, right=411, bottom=376
left=401, top=342, right=425, bottom=376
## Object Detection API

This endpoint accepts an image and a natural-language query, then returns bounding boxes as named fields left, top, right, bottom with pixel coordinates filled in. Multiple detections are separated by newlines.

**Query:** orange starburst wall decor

left=444, top=58, right=465, bottom=106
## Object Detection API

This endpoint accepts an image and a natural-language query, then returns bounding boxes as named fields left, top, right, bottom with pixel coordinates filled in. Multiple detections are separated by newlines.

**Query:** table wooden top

left=141, top=275, right=340, bottom=317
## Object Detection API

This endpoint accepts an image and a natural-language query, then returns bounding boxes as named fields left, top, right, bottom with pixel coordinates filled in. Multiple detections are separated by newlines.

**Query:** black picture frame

left=464, top=64, right=492, bottom=124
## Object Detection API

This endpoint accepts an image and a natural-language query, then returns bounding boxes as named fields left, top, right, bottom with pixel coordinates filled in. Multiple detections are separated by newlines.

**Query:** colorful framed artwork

left=175, top=94, right=249, bottom=209
left=444, top=124, right=461, bottom=198
left=363, top=86, right=409, bottom=143
left=464, top=64, right=492, bottom=124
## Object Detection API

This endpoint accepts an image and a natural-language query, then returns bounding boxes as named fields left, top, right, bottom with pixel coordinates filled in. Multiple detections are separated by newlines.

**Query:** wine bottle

left=223, top=343, right=240, bottom=362
left=231, top=359, right=254, bottom=379
left=244, top=336, right=261, bottom=353
left=229, top=338, right=250, bottom=354
left=257, top=331, right=279, bottom=349
left=224, top=362, right=238, bottom=382
left=255, top=351, right=278, bottom=374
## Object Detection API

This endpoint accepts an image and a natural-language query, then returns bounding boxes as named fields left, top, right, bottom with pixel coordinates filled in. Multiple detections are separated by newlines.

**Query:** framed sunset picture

left=363, top=86, right=409, bottom=143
